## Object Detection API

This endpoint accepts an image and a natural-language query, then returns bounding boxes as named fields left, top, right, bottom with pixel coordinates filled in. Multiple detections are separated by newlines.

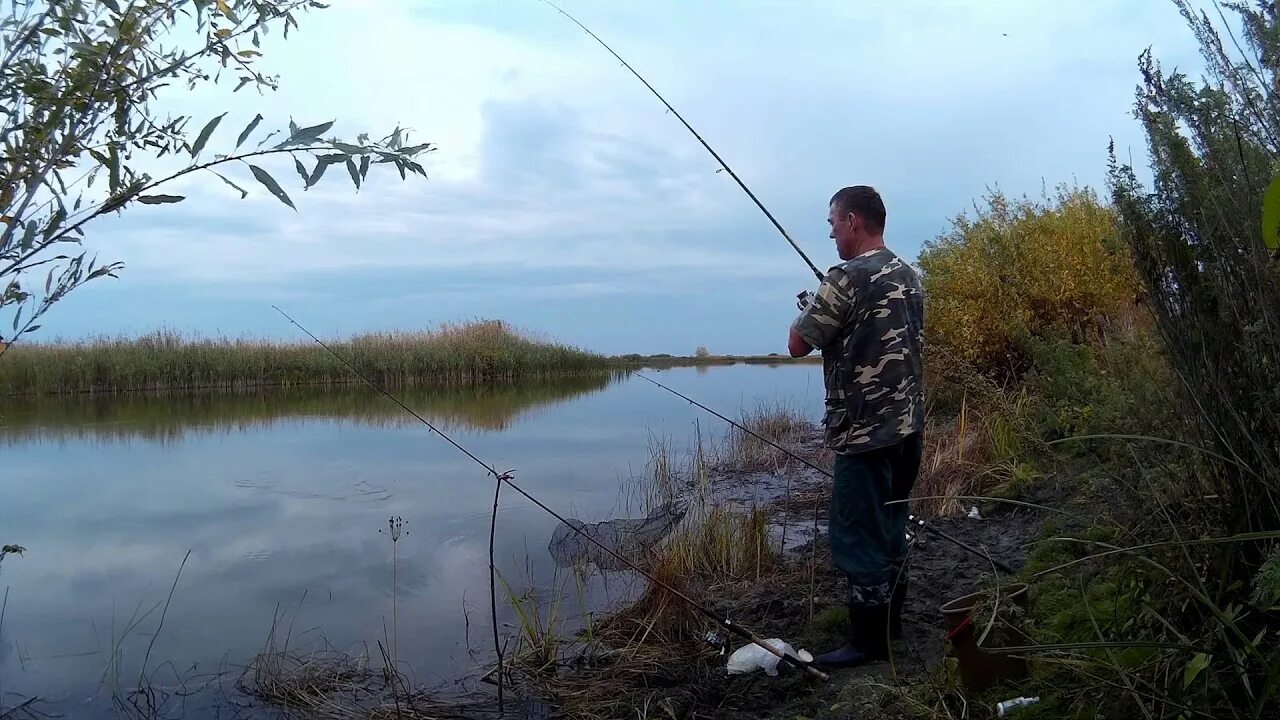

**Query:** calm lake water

left=0, top=364, right=824, bottom=717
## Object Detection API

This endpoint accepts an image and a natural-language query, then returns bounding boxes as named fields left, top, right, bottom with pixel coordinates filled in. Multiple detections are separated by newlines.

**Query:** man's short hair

left=830, top=185, right=886, bottom=234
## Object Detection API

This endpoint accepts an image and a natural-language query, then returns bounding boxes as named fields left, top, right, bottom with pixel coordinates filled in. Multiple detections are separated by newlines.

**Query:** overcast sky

left=41, top=0, right=1205, bottom=355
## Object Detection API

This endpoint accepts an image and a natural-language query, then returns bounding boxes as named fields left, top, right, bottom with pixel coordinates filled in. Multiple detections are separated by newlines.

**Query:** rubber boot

left=889, top=572, right=909, bottom=640
left=813, top=601, right=891, bottom=669
left=854, top=600, right=891, bottom=661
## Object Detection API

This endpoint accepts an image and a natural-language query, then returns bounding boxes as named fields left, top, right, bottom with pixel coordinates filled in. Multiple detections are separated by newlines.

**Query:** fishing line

left=271, top=306, right=830, bottom=683
left=538, top=0, right=825, bottom=281
left=636, top=372, right=1018, bottom=575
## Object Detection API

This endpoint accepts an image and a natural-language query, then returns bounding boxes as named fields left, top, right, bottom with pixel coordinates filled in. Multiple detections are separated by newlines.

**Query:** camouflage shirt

left=793, top=247, right=925, bottom=454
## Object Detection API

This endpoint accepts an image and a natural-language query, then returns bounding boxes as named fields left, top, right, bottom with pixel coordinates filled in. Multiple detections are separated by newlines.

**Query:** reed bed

left=0, top=320, right=615, bottom=395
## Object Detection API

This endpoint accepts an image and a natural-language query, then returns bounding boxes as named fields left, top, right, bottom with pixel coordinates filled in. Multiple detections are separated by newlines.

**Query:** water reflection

left=0, top=371, right=625, bottom=445
left=0, top=364, right=826, bottom=718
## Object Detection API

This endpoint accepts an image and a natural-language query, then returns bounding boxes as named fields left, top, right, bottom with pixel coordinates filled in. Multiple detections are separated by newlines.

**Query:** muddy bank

left=695, top=438, right=1049, bottom=718
left=523, top=423, right=1058, bottom=719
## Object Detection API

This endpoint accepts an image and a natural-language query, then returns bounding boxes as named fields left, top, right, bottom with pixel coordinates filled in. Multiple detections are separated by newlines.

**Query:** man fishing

left=788, top=185, right=926, bottom=668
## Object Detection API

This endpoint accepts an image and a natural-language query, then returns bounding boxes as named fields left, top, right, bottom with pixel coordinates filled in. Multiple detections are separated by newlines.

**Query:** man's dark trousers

left=829, top=432, right=924, bottom=626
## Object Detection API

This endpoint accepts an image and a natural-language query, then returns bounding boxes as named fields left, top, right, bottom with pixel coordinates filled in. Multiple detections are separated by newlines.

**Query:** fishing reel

left=796, top=290, right=815, bottom=311
left=703, top=627, right=730, bottom=655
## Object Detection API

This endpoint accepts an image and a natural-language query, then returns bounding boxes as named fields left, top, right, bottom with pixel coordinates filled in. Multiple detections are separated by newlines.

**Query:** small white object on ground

left=967, top=506, right=982, bottom=520
left=725, top=638, right=813, bottom=676
left=996, top=696, right=1040, bottom=716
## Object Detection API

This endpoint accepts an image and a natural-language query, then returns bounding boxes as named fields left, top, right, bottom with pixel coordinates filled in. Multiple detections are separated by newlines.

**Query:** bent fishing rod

left=539, top=0, right=825, bottom=282
left=635, top=372, right=1018, bottom=576
left=271, top=307, right=828, bottom=683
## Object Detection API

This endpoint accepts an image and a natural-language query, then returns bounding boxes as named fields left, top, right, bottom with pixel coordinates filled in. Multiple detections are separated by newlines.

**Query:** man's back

left=800, top=247, right=925, bottom=453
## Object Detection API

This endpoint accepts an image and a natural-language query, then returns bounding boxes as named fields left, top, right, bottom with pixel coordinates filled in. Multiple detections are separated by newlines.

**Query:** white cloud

left=46, top=0, right=1209, bottom=344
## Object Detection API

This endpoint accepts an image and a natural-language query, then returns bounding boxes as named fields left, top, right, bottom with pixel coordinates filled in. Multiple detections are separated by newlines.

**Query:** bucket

left=940, top=582, right=1030, bottom=692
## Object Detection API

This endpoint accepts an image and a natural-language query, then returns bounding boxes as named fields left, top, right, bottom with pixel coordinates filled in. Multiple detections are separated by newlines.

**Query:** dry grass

left=237, top=614, right=502, bottom=720
left=913, top=400, right=993, bottom=518
left=499, top=432, right=782, bottom=720
left=712, top=399, right=827, bottom=474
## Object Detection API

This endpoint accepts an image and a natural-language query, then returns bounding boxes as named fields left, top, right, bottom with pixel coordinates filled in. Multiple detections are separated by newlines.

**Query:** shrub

left=919, top=186, right=1140, bottom=375
left=1020, top=323, right=1173, bottom=444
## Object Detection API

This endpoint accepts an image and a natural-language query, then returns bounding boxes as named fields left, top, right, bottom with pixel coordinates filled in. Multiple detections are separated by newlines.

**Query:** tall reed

left=0, top=320, right=615, bottom=395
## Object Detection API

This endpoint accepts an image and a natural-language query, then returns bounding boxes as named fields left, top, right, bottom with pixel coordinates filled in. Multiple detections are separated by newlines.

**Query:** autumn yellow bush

left=918, top=185, right=1140, bottom=373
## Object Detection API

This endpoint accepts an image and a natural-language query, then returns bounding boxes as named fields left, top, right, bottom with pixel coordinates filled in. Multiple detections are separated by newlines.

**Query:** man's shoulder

left=827, top=248, right=918, bottom=286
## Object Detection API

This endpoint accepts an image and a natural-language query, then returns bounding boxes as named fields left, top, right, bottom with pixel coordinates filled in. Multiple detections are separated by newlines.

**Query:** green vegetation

left=896, top=5, right=1280, bottom=717
left=0, top=320, right=614, bottom=395
left=918, top=185, right=1140, bottom=376
left=0, top=1, right=431, bottom=354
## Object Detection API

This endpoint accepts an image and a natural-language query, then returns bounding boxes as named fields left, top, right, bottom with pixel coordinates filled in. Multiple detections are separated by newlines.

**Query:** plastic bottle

left=996, top=696, right=1040, bottom=716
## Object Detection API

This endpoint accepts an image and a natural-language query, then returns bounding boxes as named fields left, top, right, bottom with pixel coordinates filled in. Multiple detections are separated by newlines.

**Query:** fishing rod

left=636, top=372, right=1019, bottom=576
left=271, top=307, right=829, bottom=683
left=539, top=0, right=825, bottom=282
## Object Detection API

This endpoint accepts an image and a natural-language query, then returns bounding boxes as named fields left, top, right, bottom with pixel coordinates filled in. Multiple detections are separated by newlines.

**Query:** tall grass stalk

left=0, top=320, right=615, bottom=395
left=379, top=517, right=406, bottom=671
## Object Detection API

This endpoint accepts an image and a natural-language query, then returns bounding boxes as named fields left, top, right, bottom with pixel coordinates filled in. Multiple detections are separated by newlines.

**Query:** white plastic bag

left=725, top=638, right=813, bottom=676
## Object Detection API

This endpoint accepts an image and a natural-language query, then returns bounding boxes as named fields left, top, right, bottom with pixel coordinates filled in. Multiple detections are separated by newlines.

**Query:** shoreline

left=488, top=418, right=1057, bottom=720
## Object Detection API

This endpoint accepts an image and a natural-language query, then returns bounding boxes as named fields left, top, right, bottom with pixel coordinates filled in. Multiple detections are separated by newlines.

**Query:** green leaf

left=13, top=306, right=21, bottom=332
left=346, top=158, right=361, bottom=190
left=307, top=155, right=342, bottom=187
left=43, top=207, right=66, bottom=241
left=137, top=195, right=186, bottom=204
left=211, top=171, right=248, bottom=199
left=1183, top=652, right=1210, bottom=688
left=236, top=114, right=262, bottom=148
left=332, top=142, right=365, bottom=155
left=1264, top=175, right=1280, bottom=251
left=256, top=129, right=282, bottom=149
left=359, top=155, right=370, bottom=180
left=294, top=156, right=308, bottom=185
left=248, top=165, right=296, bottom=210
left=19, top=222, right=36, bottom=251
left=108, top=145, right=120, bottom=193
left=191, top=113, right=226, bottom=158
left=289, top=120, right=334, bottom=145
left=23, top=324, right=40, bottom=334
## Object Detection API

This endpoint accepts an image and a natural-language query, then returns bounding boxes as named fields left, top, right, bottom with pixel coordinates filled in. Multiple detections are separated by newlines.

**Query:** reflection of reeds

left=0, top=320, right=613, bottom=396
left=0, top=372, right=623, bottom=446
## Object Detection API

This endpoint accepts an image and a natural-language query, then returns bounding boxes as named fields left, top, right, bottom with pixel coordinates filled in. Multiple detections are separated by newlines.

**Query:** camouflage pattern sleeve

left=793, top=267, right=855, bottom=351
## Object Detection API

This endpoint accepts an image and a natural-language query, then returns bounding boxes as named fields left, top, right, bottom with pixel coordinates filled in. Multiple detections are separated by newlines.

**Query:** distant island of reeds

left=0, top=321, right=616, bottom=396
left=0, top=320, right=821, bottom=396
